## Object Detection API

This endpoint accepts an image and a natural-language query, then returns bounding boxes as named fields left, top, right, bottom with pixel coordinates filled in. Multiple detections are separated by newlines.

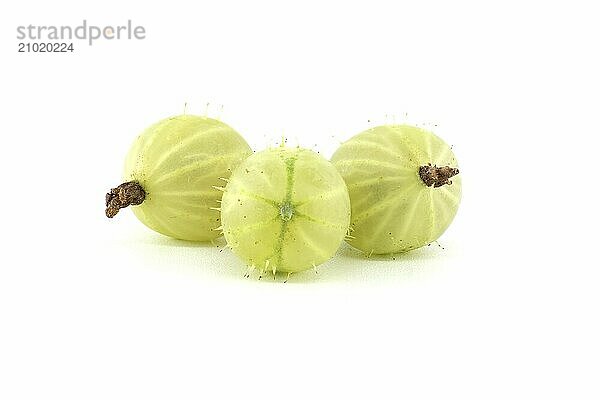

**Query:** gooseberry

left=105, top=114, right=252, bottom=241
left=331, top=125, right=461, bottom=255
left=220, top=146, right=351, bottom=275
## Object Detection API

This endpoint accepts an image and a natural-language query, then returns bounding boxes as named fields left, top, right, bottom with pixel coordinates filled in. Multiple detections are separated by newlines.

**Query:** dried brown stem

left=105, top=181, right=146, bottom=218
left=419, top=164, right=459, bottom=188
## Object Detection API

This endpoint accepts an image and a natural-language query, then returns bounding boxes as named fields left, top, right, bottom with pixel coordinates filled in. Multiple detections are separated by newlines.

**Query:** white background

left=1, top=1, right=599, bottom=399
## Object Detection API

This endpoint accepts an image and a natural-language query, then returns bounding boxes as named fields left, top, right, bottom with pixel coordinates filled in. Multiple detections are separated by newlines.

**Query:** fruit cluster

left=106, top=115, right=461, bottom=278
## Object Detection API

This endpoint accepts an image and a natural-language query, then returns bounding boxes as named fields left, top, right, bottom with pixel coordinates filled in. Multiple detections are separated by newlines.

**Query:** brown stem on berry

left=419, top=164, right=459, bottom=188
left=105, top=181, right=146, bottom=218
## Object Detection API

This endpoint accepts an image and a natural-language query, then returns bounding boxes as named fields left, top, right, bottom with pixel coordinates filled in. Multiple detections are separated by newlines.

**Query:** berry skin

left=107, top=114, right=252, bottom=241
left=221, top=146, right=351, bottom=274
left=331, top=125, right=461, bottom=255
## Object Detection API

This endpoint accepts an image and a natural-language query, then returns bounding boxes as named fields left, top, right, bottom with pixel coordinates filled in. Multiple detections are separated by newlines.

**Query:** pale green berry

left=221, top=146, right=351, bottom=274
left=106, top=114, right=252, bottom=241
left=331, top=125, right=461, bottom=255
